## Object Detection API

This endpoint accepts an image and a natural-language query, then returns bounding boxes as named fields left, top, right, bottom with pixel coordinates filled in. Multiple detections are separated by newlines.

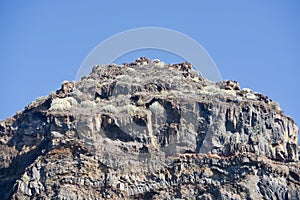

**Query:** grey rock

left=0, top=58, right=299, bottom=199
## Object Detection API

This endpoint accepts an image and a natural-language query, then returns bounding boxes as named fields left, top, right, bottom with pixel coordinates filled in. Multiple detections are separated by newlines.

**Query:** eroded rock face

left=0, top=57, right=299, bottom=199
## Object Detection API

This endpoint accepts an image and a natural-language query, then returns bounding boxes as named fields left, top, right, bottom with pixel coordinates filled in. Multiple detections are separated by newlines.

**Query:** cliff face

left=0, top=57, right=299, bottom=199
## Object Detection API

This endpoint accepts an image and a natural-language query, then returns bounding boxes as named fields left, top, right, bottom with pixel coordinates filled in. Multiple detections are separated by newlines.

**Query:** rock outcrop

left=0, top=58, right=299, bottom=199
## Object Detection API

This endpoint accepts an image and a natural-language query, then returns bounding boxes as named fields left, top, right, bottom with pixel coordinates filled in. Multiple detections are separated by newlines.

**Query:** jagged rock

left=0, top=58, right=299, bottom=199
left=56, top=81, right=75, bottom=98
left=217, top=80, right=240, bottom=90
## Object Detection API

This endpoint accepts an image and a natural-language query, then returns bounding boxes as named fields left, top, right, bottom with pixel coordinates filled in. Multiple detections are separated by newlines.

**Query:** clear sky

left=0, top=1, right=299, bottom=141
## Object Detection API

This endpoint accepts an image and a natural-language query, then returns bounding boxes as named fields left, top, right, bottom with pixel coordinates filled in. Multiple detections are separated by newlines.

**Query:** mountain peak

left=0, top=59, right=299, bottom=199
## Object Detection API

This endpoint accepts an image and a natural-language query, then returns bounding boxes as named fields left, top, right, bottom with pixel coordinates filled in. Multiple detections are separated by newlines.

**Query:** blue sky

left=0, top=1, right=299, bottom=141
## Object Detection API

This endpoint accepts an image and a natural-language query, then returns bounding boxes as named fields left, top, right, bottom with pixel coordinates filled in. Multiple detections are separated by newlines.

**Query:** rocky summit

left=0, top=57, right=299, bottom=200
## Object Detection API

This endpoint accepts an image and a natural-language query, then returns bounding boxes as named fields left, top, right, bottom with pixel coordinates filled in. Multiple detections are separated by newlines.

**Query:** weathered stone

left=0, top=58, right=299, bottom=199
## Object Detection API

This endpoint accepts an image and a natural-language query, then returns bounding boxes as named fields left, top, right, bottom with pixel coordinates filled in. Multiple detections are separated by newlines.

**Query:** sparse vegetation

left=136, top=99, right=144, bottom=106
left=216, top=89, right=236, bottom=97
left=116, top=75, right=131, bottom=81
left=83, top=78, right=98, bottom=86
left=242, top=88, right=252, bottom=93
left=153, top=61, right=165, bottom=68
left=125, top=67, right=136, bottom=73
left=26, top=95, right=49, bottom=110
left=271, top=101, right=281, bottom=111
left=149, top=101, right=165, bottom=116
left=120, top=104, right=140, bottom=115
left=101, top=104, right=118, bottom=114
left=95, top=97, right=102, bottom=103
left=245, top=93, right=257, bottom=100
left=49, top=98, right=72, bottom=111
left=65, top=97, right=78, bottom=106
left=80, top=100, right=97, bottom=108
left=190, top=70, right=199, bottom=77
left=72, top=89, right=83, bottom=97
left=201, top=85, right=236, bottom=97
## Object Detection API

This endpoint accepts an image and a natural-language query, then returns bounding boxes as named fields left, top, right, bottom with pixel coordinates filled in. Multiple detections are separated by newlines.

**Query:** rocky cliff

left=0, top=57, right=299, bottom=199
